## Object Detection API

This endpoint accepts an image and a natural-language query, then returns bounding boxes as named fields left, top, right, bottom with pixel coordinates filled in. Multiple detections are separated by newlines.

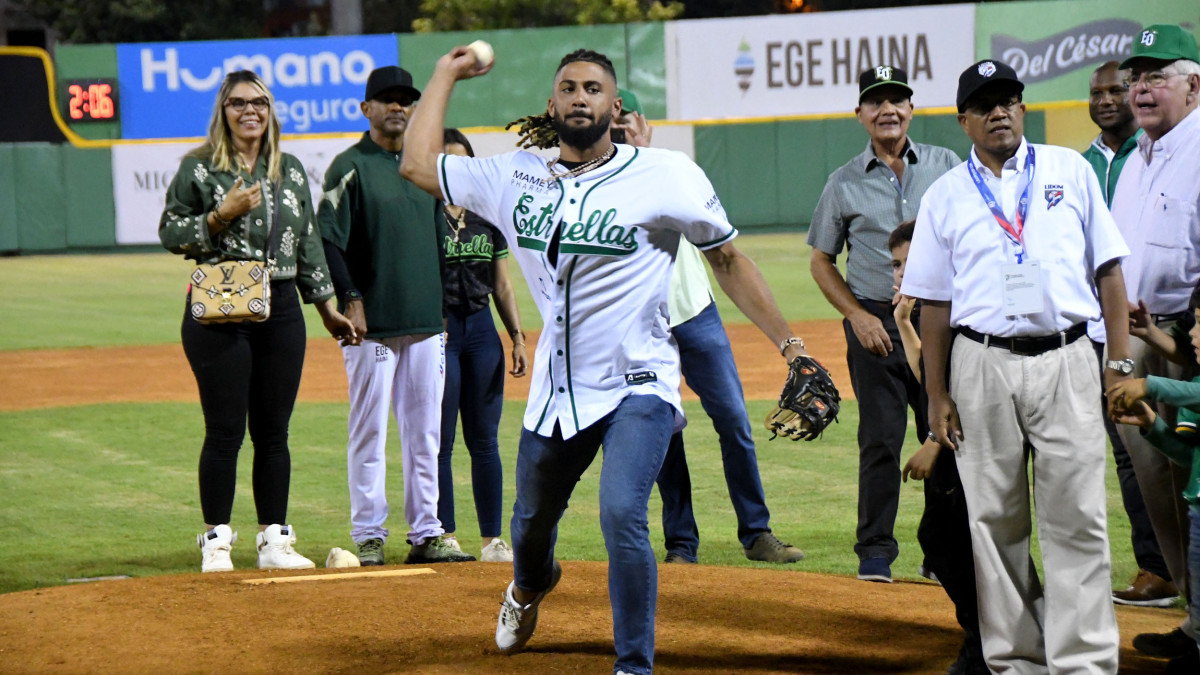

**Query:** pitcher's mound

left=0, top=561, right=1177, bottom=673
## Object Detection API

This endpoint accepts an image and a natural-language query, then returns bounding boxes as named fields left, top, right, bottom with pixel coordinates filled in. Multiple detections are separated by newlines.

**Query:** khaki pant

left=951, top=335, right=1118, bottom=674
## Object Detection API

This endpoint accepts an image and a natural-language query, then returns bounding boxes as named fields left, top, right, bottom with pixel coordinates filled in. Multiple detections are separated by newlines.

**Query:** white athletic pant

left=950, top=335, right=1118, bottom=675
left=343, top=333, right=446, bottom=547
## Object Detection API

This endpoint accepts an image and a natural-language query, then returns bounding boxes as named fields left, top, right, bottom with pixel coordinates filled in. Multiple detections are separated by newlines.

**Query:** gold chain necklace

left=444, top=207, right=467, bottom=242
left=546, top=144, right=615, bottom=181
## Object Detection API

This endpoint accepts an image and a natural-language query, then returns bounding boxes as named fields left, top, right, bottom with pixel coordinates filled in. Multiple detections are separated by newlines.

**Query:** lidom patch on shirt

left=625, top=371, right=658, bottom=386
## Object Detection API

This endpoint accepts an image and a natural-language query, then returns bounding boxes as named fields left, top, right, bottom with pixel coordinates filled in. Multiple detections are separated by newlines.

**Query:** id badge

left=1001, top=260, right=1044, bottom=315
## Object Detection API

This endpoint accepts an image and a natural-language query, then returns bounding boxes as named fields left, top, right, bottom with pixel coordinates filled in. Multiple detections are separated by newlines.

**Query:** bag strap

left=264, top=180, right=284, bottom=270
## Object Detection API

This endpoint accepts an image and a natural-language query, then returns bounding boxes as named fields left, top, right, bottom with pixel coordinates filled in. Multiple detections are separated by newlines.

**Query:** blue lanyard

left=967, top=145, right=1036, bottom=263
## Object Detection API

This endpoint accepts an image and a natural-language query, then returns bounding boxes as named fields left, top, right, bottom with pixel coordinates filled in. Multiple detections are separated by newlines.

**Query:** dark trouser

left=1092, top=339, right=1171, bottom=581
left=655, top=302, right=772, bottom=558
left=916, top=423, right=981, bottom=649
left=182, top=279, right=306, bottom=526
left=438, top=307, right=505, bottom=538
left=845, top=299, right=925, bottom=562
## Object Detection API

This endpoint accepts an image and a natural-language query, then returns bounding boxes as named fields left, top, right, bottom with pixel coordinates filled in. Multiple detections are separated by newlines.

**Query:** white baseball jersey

left=902, top=139, right=1128, bottom=337
left=438, top=143, right=737, bottom=439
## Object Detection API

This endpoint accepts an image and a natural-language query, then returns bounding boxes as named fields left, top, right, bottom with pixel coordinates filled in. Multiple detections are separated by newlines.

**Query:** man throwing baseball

left=401, top=46, right=828, bottom=675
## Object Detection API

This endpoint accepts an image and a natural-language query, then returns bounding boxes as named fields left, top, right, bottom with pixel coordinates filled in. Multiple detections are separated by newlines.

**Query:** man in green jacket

left=319, top=66, right=474, bottom=566
left=1082, top=61, right=1141, bottom=207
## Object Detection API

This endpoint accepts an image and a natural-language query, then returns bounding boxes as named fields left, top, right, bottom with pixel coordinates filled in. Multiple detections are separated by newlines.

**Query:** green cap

left=1120, top=24, right=1200, bottom=68
left=618, top=88, right=643, bottom=116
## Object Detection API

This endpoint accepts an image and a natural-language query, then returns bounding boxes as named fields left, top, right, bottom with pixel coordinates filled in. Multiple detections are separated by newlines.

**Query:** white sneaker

left=198, top=524, right=237, bottom=573
left=495, top=560, right=561, bottom=654
left=481, top=538, right=514, bottom=563
left=444, top=536, right=463, bottom=552
left=256, top=524, right=315, bottom=570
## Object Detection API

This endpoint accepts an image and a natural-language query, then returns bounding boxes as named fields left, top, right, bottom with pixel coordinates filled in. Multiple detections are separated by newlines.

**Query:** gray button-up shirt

left=808, top=140, right=960, bottom=302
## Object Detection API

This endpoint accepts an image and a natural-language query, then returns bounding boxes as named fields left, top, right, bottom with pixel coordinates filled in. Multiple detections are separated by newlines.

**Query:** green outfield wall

left=694, top=110, right=1045, bottom=230
left=0, top=144, right=115, bottom=253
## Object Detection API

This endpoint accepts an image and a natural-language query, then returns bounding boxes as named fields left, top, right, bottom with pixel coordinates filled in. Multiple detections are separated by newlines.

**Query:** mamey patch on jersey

left=559, top=208, right=639, bottom=256
left=704, top=194, right=722, bottom=213
left=1044, top=185, right=1064, bottom=210
left=510, top=170, right=558, bottom=194
left=625, top=371, right=658, bottom=385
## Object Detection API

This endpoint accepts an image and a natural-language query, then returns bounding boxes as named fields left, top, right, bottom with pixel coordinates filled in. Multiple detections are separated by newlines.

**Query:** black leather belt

left=958, top=323, right=1087, bottom=357
left=1151, top=311, right=1188, bottom=325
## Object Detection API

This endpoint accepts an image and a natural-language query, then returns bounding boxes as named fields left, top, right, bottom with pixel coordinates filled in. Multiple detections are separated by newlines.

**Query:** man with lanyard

left=903, top=59, right=1130, bottom=672
left=1083, top=60, right=1178, bottom=609
left=319, top=66, right=475, bottom=566
left=808, top=66, right=959, bottom=582
left=400, top=47, right=822, bottom=675
left=1109, top=24, right=1200, bottom=661
left=613, top=88, right=804, bottom=565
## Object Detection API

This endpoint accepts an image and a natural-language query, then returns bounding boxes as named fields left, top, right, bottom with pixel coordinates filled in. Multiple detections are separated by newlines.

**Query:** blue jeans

left=1190, top=506, right=1200, bottom=652
left=438, top=307, right=505, bottom=537
left=510, top=394, right=674, bottom=675
left=655, top=301, right=772, bottom=557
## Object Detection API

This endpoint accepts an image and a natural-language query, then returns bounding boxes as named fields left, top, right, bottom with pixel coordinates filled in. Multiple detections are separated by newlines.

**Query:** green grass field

left=0, top=234, right=1147, bottom=596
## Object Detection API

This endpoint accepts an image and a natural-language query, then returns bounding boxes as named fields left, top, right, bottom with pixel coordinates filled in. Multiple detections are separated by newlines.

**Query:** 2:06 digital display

left=63, top=79, right=119, bottom=122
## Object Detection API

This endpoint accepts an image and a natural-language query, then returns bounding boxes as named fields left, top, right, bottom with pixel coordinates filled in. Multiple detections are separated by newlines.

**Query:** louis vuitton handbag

left=188, top=182, right=283, bottom=324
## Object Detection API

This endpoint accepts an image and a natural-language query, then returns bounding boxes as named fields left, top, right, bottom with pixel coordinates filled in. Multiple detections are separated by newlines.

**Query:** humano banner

left=976, top=0, right=1200, bottom=102
left=665, top=4, right=976, bottom=120
left=115, top=35, right=398, bottom=139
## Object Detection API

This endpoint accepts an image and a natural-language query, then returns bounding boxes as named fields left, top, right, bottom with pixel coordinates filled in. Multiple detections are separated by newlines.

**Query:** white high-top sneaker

left=481, top=538, right=514, bottom=563
left=256, top=524, right=315, bottom=570
left=198, top=524, right=237, bottom=573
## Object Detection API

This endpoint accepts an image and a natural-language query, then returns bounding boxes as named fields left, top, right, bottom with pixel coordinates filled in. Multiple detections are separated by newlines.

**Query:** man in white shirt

left=399, top=46, right=822, bottom=675
left=1108, top=23, right=1200, bottom=663
left=902, top=59, right=1130, bottom=674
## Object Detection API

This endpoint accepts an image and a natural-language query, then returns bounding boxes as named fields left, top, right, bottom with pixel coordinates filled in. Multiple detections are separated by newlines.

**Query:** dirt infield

left=0, top=321, right=850, bottom=411
left=0, top=321, right=1184, bottom=673
left=0, top=561, right=1180, bottom=674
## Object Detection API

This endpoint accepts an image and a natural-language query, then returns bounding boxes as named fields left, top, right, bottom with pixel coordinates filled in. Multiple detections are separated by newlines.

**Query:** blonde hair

left=188, top=70, right=282, bottom=182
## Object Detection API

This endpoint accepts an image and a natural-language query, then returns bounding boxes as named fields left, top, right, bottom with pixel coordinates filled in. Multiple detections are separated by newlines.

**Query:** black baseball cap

left=956, top=59, right=1024, bottom=112
left=858, top=66, right=912, bottom=103
left=364, top=66, right=421, bottom=102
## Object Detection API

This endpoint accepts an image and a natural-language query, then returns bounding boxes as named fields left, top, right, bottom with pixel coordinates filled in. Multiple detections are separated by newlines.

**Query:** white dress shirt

left=901, top=139, right=1128, bottom=337
left=438, top=144, right=736, bottom=439
left=1111, top=107, right=1200, bottom=314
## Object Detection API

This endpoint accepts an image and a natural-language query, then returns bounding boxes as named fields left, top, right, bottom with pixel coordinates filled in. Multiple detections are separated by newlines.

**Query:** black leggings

left=182, top=279, right=306, bottom=526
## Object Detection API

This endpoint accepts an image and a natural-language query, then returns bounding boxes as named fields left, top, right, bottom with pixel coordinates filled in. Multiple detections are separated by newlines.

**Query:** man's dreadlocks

left=505, top=49, right=618, bottom=150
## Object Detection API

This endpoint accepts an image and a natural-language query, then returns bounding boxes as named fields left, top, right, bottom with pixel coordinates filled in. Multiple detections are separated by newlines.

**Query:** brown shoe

left=743, top=532, right=804, bottom=563
left=1112, top=569, right=1178, bottom=607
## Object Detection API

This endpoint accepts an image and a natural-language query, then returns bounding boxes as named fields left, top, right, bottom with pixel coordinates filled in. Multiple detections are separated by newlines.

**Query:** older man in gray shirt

left=808, top=66, right=959, bottom=583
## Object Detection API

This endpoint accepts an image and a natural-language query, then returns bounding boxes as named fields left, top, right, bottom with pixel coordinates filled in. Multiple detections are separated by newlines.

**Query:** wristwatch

left=341, top=289, right=363, bottom=303
left=1105, top=358, right=1135, bottom=375
left=778, top=336, right=805, bottom=356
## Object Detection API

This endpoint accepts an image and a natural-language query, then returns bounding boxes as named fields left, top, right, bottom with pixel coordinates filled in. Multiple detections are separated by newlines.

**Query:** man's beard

left=552, top=111, right=612, bottom=151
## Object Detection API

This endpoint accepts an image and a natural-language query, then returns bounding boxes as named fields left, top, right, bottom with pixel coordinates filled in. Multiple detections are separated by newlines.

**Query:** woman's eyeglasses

left=225, top=97, right=270, bottom=112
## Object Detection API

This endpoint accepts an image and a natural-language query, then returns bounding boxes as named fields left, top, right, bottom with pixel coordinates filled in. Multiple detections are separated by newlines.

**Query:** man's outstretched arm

left=399, top=47, right=492, bottom=198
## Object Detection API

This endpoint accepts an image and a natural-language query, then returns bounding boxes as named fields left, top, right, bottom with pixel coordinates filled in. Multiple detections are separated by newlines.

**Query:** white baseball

left=325, top=547, right=361, bottom=568
left=467, top=40, right=494, bottom=68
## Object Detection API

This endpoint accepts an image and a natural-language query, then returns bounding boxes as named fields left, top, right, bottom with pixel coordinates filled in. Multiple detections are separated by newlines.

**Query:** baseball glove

left=765, top=355, right=840, bottom=441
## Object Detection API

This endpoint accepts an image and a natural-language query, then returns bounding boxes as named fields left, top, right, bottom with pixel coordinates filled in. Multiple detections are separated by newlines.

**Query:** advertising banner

left=116, top=35, right=398, bottom=139
left=666, top=4, right=976, bottom=120
left=976, top=0, right=1200, bottom=102
left=111, top=136, right=359, bottom=245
